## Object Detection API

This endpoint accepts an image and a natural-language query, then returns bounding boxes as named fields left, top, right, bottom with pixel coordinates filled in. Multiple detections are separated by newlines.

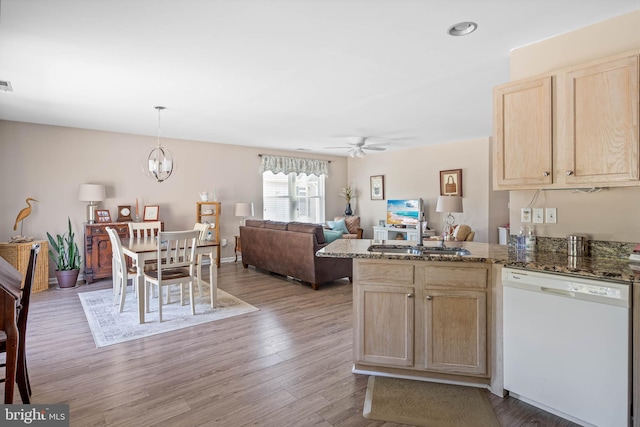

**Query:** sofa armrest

left=356, top=228, right=363, bottom=239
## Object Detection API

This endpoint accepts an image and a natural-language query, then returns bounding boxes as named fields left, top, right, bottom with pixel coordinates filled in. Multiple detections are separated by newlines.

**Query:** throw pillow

left=327, top=218, right=349, bottom=235
left=323, top=229, right=344, bottom=244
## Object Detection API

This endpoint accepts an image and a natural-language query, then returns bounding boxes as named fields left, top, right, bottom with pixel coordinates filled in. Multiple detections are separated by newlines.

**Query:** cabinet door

left=423, top=289, right=487, bottom=376
left=493, top=76, right=553, bottom=189
left=373, top=226, right=387, bottom=241
left=563, top=55, right=639, bottom=184
left=355, top=284, right=414, bottom=367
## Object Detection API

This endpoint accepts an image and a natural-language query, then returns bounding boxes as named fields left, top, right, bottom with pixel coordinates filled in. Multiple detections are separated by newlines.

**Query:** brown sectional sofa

left=239, top=219, right=353, bottom=290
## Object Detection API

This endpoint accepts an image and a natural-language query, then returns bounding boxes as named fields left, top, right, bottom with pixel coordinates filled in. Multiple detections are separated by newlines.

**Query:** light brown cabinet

left=353, top=259, right=490, bottom=380
left=493, top=76, right=553, bottom=189
left=493, top=52, right=640, bottom=190
left=562, top=55, right=639, bottom=185
left=422, top=264, right=488, bottom=376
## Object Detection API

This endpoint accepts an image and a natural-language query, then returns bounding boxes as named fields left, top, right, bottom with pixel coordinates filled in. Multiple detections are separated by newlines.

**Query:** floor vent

left=0, top=80, right=13, bottom=92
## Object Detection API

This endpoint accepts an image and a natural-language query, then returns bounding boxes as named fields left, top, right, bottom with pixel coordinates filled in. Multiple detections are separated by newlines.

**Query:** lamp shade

left=436, top=195, right=463, bottom=213
left=78, top=184, right=106, bottom=202
left=234, top=202, right=254, bottom=217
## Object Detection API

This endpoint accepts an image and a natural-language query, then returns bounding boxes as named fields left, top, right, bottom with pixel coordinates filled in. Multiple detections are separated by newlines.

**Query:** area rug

left=363, top=376, right=499, bottom=427
left=79, top=287, right=258, bottom=348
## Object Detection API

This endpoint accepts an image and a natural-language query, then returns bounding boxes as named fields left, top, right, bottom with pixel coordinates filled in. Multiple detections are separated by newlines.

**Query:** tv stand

left=373, top=225, right=432, bottom=242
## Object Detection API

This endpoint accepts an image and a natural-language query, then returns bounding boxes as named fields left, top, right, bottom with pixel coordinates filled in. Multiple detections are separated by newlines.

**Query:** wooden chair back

left=128, top=221, right=161, bottom=240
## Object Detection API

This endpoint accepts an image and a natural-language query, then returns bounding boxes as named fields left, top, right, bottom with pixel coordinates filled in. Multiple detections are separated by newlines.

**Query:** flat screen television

left=386, top=199, right=422, bottom=226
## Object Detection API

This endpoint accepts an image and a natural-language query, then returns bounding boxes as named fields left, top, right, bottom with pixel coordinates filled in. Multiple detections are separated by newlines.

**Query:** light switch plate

left=533, top=208, right=544, bottom=224
left=545, top=208, right=557, bottom=224
left=521, top=208, right=531, bottom=223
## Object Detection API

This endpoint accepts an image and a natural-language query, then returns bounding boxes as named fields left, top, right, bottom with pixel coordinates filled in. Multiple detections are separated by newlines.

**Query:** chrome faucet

left=417, top=221, right=427, bottom=247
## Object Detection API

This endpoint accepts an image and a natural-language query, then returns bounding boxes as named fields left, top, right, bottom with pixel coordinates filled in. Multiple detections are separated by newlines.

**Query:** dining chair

left=0, top=242, right=39, bottom=403
left=106, top=227, right=137, bottom=312
left=144, top=230, right=200, bottom=322
left=128, top=221, right=162, bottom=240
left=128, top=221, right=162, bottom=273
left=193, top=222, right=211, bottom=296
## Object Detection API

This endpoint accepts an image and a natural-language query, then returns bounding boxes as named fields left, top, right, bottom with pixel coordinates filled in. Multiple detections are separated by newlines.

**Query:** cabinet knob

left=543, top=171, right=550, bottom=177
left=407, top=293, right=413, bottom=298
left=566, top=170, right=574, bottom=176
left=426, top=295, right=432, bottom=300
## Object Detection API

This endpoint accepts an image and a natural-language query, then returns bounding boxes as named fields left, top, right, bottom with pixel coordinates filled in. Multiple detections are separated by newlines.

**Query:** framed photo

left=96, top=209, right=112, bottom=223
left=143, top=205, right=160, bottom=221
left=440, top=169, right=463, bottom=196
left=370, top=175, right=385, bottom=200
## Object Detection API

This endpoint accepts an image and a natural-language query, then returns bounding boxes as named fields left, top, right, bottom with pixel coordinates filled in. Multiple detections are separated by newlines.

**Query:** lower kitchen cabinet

left=353, top=259, right=490, bottom=382
left=355, top=284, right=415, bottom=367
left=423, top=289, right=487, bottom=375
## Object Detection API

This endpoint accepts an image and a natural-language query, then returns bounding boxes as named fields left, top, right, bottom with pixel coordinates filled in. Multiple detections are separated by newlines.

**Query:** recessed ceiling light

left=448, top=22, right=477, bottom=36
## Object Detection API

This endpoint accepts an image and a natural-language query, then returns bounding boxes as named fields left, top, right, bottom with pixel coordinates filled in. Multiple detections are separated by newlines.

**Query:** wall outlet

left=521, top=208, right=531, bottom=223
left=221, top=238, right=228, bottom=247
left=545, top=208, right=557, bottom=224
left=533, top=208, right=544, bottom=224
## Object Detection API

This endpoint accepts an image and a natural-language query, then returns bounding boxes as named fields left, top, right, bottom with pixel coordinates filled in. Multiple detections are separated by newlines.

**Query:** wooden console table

left=234, top=235, right=241, bottom=262
left=84, top=222, right=130, bottom=283
left=0, top=241, right=49, bottom=292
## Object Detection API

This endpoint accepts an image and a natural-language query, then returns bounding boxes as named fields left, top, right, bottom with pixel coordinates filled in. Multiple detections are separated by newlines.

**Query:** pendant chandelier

left=144, top=106, right=174, bottom=182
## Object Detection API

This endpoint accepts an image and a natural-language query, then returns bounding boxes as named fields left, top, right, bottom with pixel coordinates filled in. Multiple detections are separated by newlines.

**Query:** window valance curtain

left=260, top=155, right=329, bottom=177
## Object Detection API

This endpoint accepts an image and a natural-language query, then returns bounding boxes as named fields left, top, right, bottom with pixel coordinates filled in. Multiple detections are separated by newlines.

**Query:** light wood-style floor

left=3, top=262, right=578, bottom=426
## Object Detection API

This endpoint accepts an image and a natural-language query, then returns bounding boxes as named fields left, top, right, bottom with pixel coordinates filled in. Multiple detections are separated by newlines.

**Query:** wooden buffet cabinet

left=84, top=222, right=130, bottom=284
left=353, top=258, right=492, bottom=386
left=493, top=51, right=639, bottom=190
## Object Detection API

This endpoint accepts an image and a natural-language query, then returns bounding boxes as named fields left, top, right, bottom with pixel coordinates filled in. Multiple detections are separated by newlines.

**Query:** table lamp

left=79, top=184, right=106, bottom=224
left=436, top=195, right=463, bottom=238
left=234, top=202, right=254, bottom=226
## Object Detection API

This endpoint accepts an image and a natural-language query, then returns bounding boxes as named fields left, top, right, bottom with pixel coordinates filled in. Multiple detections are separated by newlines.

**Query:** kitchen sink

left=367, top=244, right=471, bottom=256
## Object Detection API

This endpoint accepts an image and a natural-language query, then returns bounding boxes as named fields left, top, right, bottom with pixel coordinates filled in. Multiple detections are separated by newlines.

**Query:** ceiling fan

left=325, top=136, right=388, bottom=158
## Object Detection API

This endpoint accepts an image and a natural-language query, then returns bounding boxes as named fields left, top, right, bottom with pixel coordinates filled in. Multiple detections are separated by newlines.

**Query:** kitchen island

left=317, top=238, right=636, bottom=399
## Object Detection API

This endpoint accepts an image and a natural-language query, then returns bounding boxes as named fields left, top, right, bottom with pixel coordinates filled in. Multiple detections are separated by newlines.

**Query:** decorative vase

left=345, top=203, right=353, bottom=216
left=55, top=269, right=79, bottom=289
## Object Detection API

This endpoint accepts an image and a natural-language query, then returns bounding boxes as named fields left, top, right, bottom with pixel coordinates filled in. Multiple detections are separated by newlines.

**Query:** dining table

left=0, top=255, right=22, bottom=403
left=121, top=237, right=219, bottom=324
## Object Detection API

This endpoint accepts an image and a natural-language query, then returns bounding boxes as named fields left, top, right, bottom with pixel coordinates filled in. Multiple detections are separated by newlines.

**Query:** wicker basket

left=0, top=241, right=49, bottom=292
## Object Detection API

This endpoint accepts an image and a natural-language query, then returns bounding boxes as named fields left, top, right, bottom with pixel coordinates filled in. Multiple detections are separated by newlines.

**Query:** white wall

left=345, top=138, right=509, bottom=243
left=0, top=120, right=348, bottom=275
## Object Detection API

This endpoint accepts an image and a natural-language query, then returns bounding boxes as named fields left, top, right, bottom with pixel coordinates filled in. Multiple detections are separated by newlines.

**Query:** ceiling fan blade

left=324, top=146, right=350, bottom=149
left=363, top=146, right=386, bottom=151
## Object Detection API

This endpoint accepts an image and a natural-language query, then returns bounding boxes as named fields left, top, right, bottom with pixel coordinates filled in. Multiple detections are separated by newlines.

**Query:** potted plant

left=47, top=217, right=82, bottom=289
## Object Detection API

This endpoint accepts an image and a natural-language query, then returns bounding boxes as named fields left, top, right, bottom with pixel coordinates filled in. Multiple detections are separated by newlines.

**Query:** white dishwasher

left=502, top=267, right=630, bottom=427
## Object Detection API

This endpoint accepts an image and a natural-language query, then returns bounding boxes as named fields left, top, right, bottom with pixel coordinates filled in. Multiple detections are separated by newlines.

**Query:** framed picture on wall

left=370, top=175, right=385, bottom=200
left=143, top=205, right=160, bottom=221
left=440, top=169, right=463, bottom=196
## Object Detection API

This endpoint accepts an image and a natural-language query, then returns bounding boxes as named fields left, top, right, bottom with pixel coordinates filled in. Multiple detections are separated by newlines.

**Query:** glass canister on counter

left=517, top=226, right=536, bottom=251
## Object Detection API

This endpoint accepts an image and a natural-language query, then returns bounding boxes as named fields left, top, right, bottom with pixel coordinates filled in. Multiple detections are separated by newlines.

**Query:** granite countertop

left=316, top=239, right=637, bottom=283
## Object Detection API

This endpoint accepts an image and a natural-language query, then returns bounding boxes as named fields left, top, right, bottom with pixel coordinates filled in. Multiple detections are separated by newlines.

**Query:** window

left=263, top=171, right=325, bottom=223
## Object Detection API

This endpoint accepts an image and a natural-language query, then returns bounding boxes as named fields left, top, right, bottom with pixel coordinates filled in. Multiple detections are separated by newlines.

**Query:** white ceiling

left=1, top=1, right=638, bottom=157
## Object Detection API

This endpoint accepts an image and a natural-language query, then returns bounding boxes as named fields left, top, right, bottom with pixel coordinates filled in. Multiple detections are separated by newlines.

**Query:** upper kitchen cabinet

left=493, top=51, right=640, bottom=190
left=561, top=55, right=639, bottom=185
left=493, top=76, right=553, bottom=190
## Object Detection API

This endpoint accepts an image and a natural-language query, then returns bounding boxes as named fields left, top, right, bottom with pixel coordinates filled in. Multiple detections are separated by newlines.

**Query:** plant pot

left=55, top=269, right=80, bottom=289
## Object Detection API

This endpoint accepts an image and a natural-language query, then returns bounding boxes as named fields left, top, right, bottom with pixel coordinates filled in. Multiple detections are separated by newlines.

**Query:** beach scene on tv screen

left=387, top=199, right=421, bottom=225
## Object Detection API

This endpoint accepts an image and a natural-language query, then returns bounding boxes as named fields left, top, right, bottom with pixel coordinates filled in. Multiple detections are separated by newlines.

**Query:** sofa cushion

left=323, top=229, right=344, bottom=244
left=327, top=218, right=349, bottom=235
left=287, top=222, right=325, bottom=244
left=245, top=219, right=266, bottom=228
left=264, top=220, right=288, bottom=230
